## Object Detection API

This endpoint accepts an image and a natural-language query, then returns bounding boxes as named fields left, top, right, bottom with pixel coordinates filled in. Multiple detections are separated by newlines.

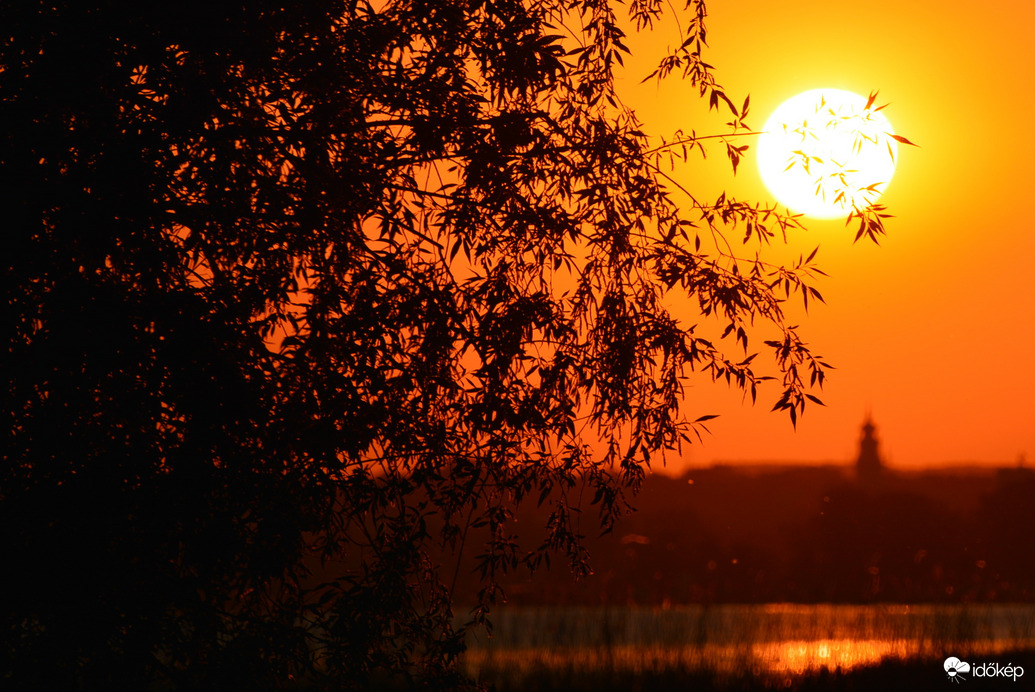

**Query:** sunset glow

left=619, top=0, right=1035, bottom=470
left=9, top=1, right=1035, bottom=689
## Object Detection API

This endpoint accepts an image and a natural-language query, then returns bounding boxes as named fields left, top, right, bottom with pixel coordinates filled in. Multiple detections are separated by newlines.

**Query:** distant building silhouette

left=856, top=415, right=883, bottom=484
left=995, top=463, right=1035, bottom=489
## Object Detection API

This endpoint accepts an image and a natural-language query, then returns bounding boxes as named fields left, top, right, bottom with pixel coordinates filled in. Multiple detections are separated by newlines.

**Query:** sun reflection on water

left=461, top=604, right=1035, bottom=683
left=464, top=637, right=1033, bottom=682
left=462, top=640, right=910, bottom=679
left=763, top=638, right=903, bottom=674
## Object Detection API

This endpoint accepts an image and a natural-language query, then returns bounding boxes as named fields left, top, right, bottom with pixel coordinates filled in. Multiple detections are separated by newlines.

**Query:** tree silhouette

left=2, top=0, right=866, bottom=688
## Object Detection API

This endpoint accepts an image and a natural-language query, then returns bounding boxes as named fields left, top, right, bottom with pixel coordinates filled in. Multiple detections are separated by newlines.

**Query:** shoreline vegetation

left=443, top=465, right=1035, bottom=607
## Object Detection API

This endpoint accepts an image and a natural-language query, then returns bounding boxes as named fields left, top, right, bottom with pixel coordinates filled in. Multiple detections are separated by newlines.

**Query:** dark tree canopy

left=1, top=0, right=866, bottom=688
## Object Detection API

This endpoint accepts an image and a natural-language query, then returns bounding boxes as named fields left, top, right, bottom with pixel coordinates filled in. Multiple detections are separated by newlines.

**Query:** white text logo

left=944, top=656, right=1025, bottom=683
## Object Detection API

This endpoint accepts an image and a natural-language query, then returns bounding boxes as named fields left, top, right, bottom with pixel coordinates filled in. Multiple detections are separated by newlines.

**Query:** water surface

left=463, top=604, right=1035, bottom=682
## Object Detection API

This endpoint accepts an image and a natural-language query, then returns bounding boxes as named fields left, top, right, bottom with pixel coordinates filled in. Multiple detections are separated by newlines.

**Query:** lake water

left=462, top=604, right=1035, bottom=684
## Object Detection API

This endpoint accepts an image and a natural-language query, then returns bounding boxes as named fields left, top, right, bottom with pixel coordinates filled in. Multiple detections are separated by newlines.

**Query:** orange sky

left=613, top=0, right=1035, bottom=469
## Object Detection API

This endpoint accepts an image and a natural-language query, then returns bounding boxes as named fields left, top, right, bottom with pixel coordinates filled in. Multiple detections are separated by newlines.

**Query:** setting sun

left=757, top=89, right=898, bottom=218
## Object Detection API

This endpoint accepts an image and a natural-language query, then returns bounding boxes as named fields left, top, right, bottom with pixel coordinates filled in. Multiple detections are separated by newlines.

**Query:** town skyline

left=666, top=414, right=1029, bottom=473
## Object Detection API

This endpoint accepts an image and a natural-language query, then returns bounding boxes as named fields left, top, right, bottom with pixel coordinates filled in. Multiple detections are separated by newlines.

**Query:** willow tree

left=1, top=0, right=881, bottom=688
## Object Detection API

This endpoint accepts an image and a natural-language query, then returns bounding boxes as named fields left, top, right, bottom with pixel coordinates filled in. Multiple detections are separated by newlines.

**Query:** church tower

left=856, top=415, right=883, bottom=484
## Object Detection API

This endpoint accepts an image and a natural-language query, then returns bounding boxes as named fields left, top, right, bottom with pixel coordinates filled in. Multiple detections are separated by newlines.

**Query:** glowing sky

left=618, top=0, right=1035, bottom=469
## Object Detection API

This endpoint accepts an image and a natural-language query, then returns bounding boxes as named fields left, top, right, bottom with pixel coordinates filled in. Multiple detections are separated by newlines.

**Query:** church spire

left=857, top=414, right=883, bottom=483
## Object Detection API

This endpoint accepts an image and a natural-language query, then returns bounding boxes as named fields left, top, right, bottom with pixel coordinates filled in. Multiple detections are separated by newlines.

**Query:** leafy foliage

left=1, top=0, right=875, bottom=688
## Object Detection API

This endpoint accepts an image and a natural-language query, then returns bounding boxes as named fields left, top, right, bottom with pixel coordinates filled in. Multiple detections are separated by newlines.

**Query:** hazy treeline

left=454, top=466, right=1035, bottom=606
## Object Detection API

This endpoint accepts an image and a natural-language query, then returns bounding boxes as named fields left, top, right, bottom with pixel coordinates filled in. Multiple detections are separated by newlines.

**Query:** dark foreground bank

left=471, top=649, right=1035, bottom=692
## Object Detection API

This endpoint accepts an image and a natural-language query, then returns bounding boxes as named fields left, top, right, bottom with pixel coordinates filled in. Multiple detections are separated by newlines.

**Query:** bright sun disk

left=757, top=89, right=898, bottom=219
